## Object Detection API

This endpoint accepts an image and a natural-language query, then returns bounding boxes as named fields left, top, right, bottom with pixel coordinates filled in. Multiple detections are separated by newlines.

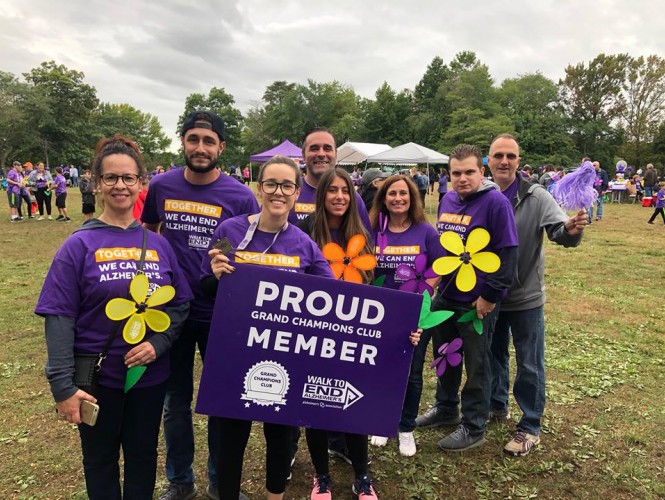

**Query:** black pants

left=431, top=297, right=499, bottom=435
left=648, top=207, right=665, bottom=224
left=78, top=382, right=166, bottom=500
left=17, top=192, right=31, bottom=217
left=35, top=188, right=52, bottom=216
left=305, top=429, right=368, bottom=477
left=216, top=418, right=293, bottom=498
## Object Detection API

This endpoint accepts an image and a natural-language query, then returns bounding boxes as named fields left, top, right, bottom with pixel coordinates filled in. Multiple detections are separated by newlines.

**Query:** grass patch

left=1, top=191, right=664, bottom=498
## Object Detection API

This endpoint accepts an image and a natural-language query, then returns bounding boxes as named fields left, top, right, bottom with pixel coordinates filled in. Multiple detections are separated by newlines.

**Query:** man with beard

left=289, top=127, right=371, bottom=230
left=142, top=111, right=258, bottom=500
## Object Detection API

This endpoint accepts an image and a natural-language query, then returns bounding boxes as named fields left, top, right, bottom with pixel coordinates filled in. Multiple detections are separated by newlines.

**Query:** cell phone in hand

left=80, top=400, right=99, bottom=426
left=212, top=237, right=233, bottom=255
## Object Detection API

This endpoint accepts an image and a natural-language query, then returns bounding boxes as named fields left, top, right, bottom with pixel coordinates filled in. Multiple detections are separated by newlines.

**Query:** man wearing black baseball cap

left=359, top=168, right=390, bottom=212
left=143, top=110, right=257, bottom=500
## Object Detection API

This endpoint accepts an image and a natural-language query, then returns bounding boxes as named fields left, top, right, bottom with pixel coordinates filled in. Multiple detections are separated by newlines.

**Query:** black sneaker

left=487, top=409, right=511, bottom=423
left=157, top=483, right=196, bottom=500
left=415, top=406, right=461, bottom=428
left=352, top=474, right=378, bottom=498
left=55, top=215, right=64, bottom=221
left=64, top=217, right=71, bottom=222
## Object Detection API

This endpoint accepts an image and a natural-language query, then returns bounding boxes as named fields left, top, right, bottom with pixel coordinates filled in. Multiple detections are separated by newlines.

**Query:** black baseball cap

left=181, top=111, right=226, bottom=141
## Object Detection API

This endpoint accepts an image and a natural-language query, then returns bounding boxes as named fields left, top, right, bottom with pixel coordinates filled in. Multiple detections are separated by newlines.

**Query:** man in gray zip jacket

left=486, top=133, right=587, bottom=456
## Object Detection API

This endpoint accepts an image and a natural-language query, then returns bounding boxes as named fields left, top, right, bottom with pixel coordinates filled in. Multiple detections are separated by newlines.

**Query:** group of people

left=37, top=110, right=590, bottom=500
left=5, top=161, right=72, bottom=221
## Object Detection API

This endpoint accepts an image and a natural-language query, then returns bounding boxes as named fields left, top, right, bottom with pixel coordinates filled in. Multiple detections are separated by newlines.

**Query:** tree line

left=2, top=52, right=664, bottom=173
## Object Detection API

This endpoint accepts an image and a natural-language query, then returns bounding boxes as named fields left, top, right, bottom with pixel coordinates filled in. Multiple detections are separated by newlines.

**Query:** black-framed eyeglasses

left=100, top=173, right=141, bottom=186
left=259, top=180, right=298, bottom=196
left=492, top=153, right=518, bottom=160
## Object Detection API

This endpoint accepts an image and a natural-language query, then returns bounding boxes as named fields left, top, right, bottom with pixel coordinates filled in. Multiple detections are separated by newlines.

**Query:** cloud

left=2, top=0, right=664, bottom=150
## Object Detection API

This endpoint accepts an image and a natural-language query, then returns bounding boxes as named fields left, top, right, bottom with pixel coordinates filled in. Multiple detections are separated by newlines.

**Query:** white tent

left=336, top=141, right=392, bottom=165
left=366, top=142, right=449, bottom=165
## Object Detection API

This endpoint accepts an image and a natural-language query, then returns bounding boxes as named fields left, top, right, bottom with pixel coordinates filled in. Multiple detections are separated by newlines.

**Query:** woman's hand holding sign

left=409, top=328, right=423, bottom=346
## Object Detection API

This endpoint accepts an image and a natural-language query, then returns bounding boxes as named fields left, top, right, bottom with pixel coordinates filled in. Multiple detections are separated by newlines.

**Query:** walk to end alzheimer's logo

left=242, top=361, right=290, bottom=407
left=302, top=375, right=364, bottom=410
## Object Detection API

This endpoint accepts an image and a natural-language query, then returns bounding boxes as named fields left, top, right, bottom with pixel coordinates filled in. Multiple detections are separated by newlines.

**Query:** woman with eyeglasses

left=201, top=155, right=333, bottom=500
left=35, top=134, right=193, bottom=499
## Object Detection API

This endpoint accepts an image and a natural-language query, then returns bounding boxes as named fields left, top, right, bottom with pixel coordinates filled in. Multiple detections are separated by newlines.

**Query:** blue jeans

left=489, top=306, right=545, bottom=436
left=163, top=319, right=219, bottom=486
left=588, top=194, right=603, bottom=221
left=645, top=185, right=654, bottom=198
left=431, top=297, right=499, bottom=436
left=79, top=382, right=166, bottom=500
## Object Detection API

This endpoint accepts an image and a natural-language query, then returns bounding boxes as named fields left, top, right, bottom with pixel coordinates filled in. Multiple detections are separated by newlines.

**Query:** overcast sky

left=2, top=0, right=663, bottom=150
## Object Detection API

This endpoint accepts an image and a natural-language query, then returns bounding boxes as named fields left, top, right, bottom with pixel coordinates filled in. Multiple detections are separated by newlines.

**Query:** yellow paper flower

left=432, top=228, right=500, bottom=292
left=105, top=273, right=175, bottom=344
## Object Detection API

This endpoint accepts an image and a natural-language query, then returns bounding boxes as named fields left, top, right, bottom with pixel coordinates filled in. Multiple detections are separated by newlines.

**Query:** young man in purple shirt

left=289, top=127, right=371, bottom=231
left=142, top=111, right=258, bottom=500
left=431, top=144, right=518, bottom=452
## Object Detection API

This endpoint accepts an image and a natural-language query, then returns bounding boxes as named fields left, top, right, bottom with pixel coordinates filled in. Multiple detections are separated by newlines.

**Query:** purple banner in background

left=195, top=263, right=422, bottom=437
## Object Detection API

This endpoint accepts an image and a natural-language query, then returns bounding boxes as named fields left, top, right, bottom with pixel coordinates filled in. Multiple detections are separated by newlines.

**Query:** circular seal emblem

left=241, top=361, right=290, bottom=407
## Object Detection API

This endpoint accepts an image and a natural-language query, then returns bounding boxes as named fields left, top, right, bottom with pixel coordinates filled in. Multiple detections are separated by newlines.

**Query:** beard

left=185, top=154, right=219, bottom=174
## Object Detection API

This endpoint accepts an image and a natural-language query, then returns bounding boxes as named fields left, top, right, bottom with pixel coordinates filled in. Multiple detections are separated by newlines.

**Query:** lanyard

left=237, top=214, right=288, bottom=254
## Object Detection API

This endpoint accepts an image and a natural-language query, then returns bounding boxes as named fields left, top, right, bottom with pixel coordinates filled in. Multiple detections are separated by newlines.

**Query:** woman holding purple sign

left=201, top=156, right=333, bottom=500
left=35, top=135, right=193, bottom=500
left=368, top=174, right=443, bottom=457
left=297, top=167, right=379, bottom=499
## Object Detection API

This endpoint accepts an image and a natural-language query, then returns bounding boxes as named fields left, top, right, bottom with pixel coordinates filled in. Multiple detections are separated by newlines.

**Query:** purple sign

left=195, top=263, right=422, bottom=437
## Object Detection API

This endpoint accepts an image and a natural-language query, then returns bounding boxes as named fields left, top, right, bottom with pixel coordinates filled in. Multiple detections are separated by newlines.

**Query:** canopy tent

left=366, top=142, right=449, bottom=165
left=336, top=141, right=392, bottom=165
left=249, top=140, right=302, bottom=163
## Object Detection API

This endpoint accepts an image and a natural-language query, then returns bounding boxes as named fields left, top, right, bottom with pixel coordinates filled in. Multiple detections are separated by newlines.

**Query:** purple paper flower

left=395, top=254, right=438, bottom=295
left=551, top=161, right=598, bottom=211
left=430, top=337, right=463, bottom=377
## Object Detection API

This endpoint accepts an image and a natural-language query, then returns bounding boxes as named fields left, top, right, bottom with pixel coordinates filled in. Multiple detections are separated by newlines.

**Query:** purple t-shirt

left=35, top=224, right=194, bottom=390
left=141, top=168, right=259, bottom=321
left=502, top=176, right=520, bottom=204
left=438, top=175, right=448, bottom=194
left=436, top=188, right=518, bottom=302
left=7, top=169, right=22, bottom=195
left=656, top=188, right=665, bottom=208
left=289, top=178, right=372, bottom=232
left=54, top=174, right=67, bottom=195
left=373, top=222, right=444, bottom=290
left=31, top=170, right=51, bottom=189
left=202, top=214, right=334, bottom=279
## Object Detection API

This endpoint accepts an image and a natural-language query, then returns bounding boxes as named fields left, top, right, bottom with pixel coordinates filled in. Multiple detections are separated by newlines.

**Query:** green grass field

left=0, top=188, right=663, bottom=499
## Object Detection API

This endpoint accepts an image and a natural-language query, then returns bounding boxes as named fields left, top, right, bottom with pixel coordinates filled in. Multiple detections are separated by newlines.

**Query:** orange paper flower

left=322, top=234, right=377, bottom=283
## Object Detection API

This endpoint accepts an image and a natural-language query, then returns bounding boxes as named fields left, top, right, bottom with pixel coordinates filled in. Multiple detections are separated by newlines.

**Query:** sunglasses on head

left=492, top=153, right=518, bottom=160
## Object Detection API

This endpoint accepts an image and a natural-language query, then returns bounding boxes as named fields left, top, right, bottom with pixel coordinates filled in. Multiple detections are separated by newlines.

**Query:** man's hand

left=565, top=209, right=588, bottom=235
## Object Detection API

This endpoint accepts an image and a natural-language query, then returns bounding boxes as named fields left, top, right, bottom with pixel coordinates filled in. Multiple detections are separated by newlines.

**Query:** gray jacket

left=501, top=176, right=583, bottom=311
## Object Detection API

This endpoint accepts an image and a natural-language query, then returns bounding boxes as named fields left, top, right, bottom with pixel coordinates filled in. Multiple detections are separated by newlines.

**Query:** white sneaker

left=37, top=216, right=44, bottom=220
left=398, top=432, right=417, bottom=456
left=370, top=435, right=388, bottom=447
left=47, top=215, right=53, bottom=220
